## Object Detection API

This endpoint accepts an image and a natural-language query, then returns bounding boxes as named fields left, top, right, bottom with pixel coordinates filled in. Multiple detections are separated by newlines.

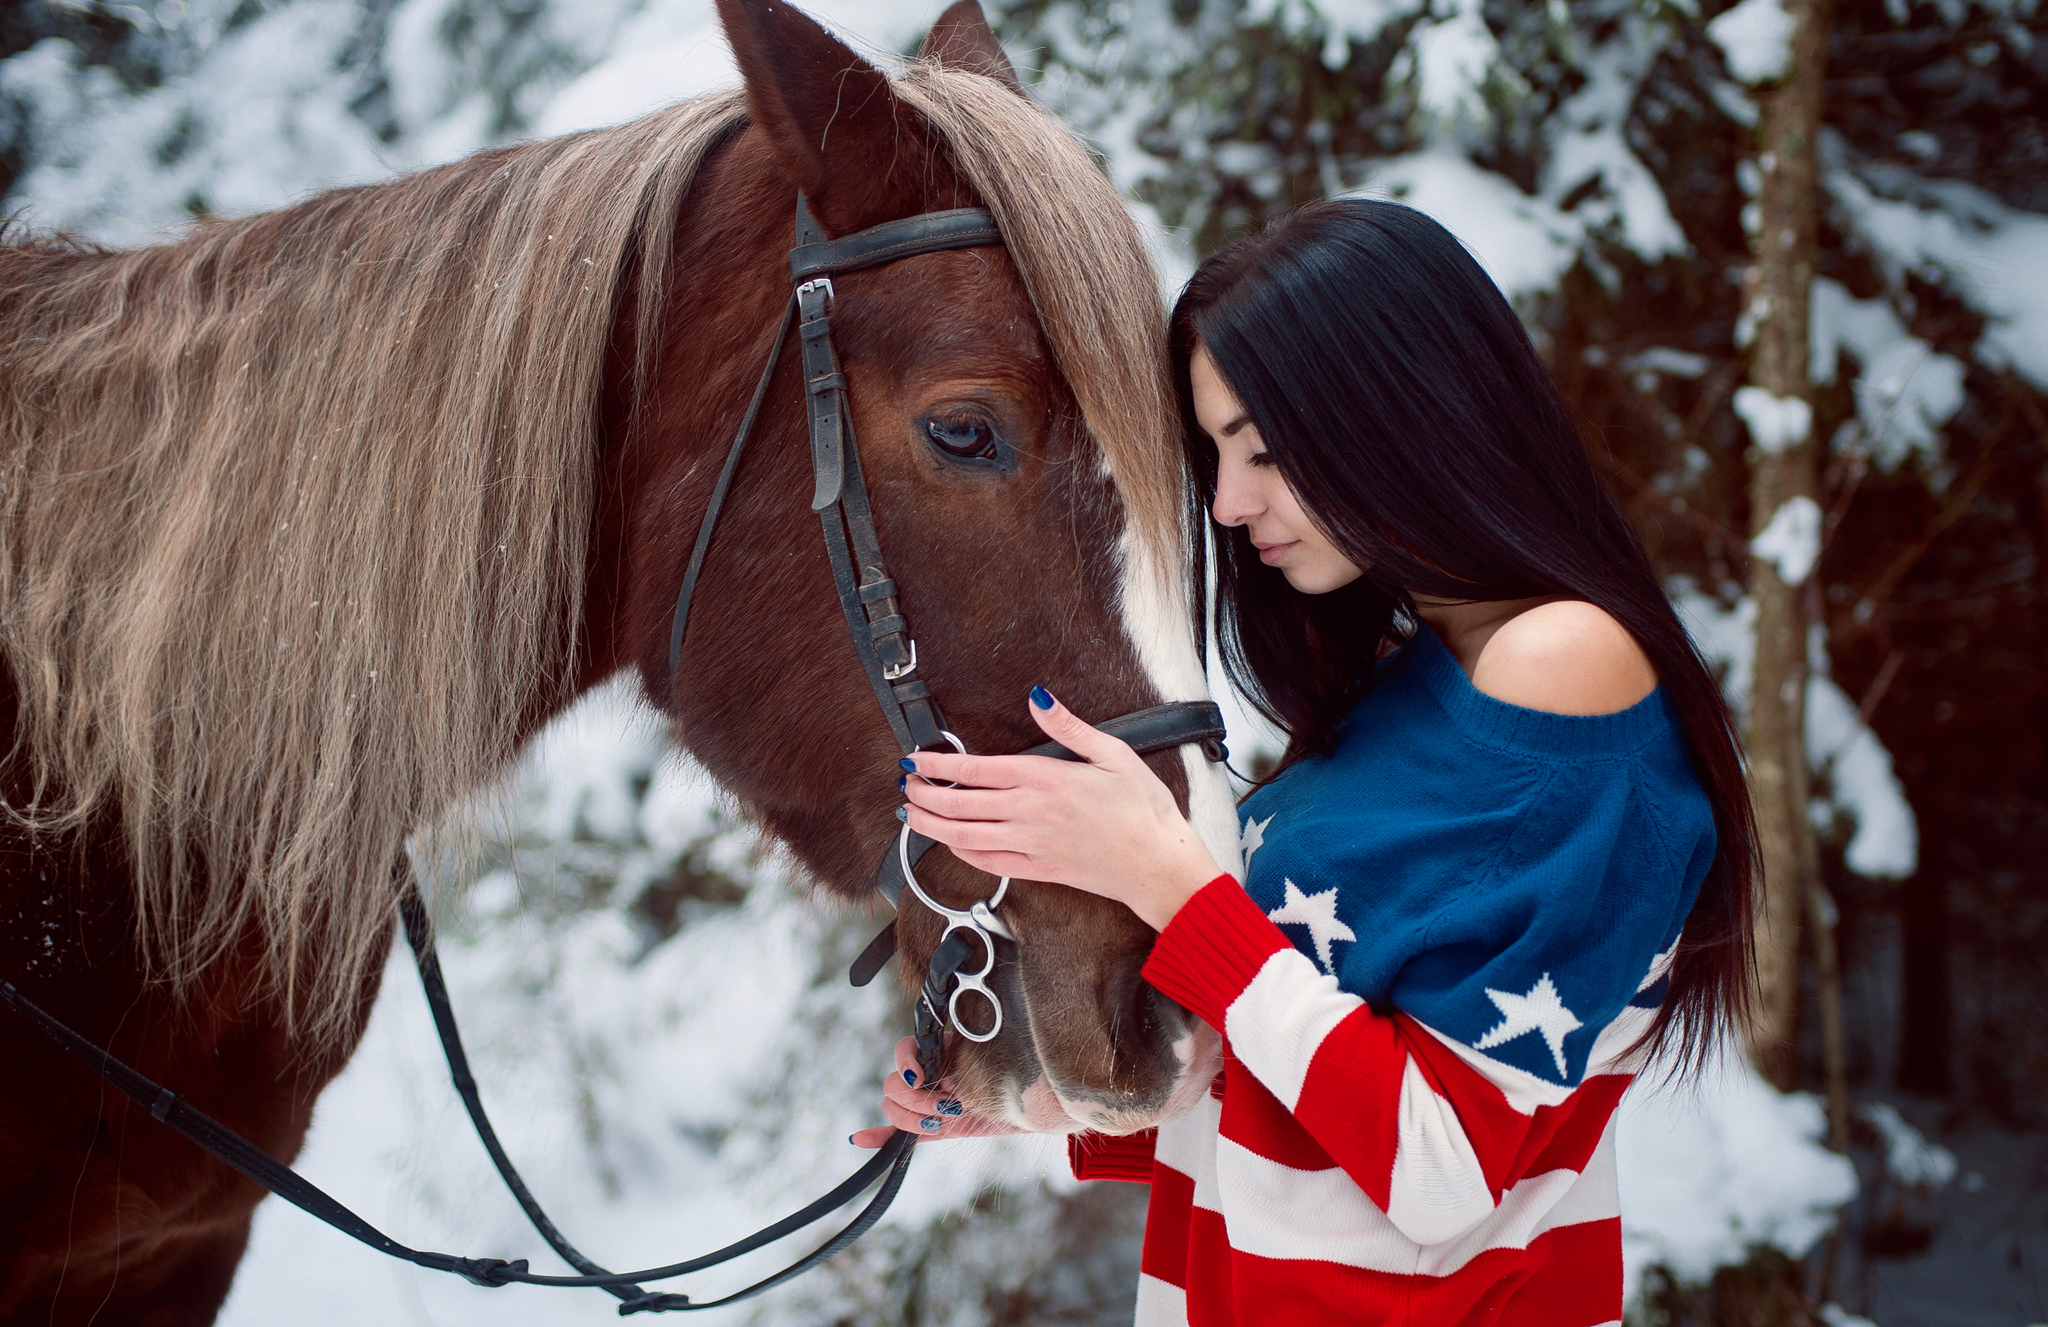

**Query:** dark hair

left=1169, top=198, right=1758, bottom=1072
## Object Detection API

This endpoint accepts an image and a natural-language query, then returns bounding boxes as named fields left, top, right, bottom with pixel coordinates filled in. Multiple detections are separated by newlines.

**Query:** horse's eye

left=925, top=415, right=1000, bottom=461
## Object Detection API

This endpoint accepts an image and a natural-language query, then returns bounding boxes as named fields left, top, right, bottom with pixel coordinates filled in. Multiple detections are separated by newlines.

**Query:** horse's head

left=590, top=0, right=1234, bottom=1135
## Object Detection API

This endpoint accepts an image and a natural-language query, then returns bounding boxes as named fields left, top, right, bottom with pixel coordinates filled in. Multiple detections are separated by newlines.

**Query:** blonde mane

left=0, top=65, right=1183, bottom=1041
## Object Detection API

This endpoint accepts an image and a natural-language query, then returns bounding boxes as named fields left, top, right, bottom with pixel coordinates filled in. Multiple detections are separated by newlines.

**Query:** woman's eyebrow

left=1216, top=412, right=1251, bottom=437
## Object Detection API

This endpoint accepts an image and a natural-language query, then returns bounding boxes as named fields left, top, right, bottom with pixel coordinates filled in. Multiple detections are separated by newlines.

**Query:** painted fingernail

left=898, top=775, right=907, bottom=792
left=1030, top=685, right=1054, bottom=711
left=919, top=1116, right=943, bottom=1132
left=903, top=1069, right=918, bottom=1086
left=895, top=805, right=908, bottom=823
left=848, top=1134, right=857, bottom=1144
left=899, top=757, right=918, bottom=773
left=937, top=1099, right=963, bottom=1116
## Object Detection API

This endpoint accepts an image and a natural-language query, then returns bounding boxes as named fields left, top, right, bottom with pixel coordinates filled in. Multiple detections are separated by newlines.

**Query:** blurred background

left=1, top=0, right=2040, bottom=1323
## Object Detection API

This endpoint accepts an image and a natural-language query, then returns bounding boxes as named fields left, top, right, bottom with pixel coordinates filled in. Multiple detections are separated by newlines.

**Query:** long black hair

left=1170, top=198, right=1758, bottom=1071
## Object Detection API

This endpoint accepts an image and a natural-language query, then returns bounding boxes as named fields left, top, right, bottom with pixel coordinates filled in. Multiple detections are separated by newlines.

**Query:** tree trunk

left=1740, top=0, right=1834, bottom=1090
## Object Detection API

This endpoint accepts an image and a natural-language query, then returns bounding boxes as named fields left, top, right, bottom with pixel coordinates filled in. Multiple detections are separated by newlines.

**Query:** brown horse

left=0, top=2, right=1236, bottom=1321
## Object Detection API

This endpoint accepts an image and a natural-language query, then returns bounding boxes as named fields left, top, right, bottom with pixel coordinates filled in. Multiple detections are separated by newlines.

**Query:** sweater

left=1069, top=625, right=1715, bottom=1326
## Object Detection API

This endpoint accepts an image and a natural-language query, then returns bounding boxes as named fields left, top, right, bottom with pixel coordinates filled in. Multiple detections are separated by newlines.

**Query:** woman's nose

left=1212, top=472, right=1259, bottom=528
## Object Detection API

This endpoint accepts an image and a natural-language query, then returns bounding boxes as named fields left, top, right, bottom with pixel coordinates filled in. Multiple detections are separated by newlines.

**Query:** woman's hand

left=850, top=1037, right=1025, bottom=1148
left=896, top=687, right=1224, bottom=932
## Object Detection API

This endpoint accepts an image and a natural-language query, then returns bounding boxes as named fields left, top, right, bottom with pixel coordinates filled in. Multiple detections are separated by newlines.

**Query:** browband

left=788, top=206, right=1003, bottom=282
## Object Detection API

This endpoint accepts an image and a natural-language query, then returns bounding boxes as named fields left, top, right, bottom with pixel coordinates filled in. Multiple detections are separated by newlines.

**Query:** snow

left=1806, top=671, right=1919, bottom=879
left=1397, top=0, right=1503, bottom=137
left=1626, top=347, right=1713, bottom=379
left=1732, top=386, right=1815, bottom=455
left=220, top=684, right=1084, bottom=1327
left=1706, top=0, right=1796, bottom=86
left=1829, top=165, right=2048, bottom=395
left=1675, top=583, right=1918, bottom=880
left=1541, top=35, right=1689, bottom=263
left=1861, top=1103, right=1958, bottom=1189
left=1810, top=277, right=1964, bottom=474
left=1618, top=1048, right=1858, bottom=1294
left=534, top=24, right=739, bottom=137
left=1349, top=149, right=1579, bottom=303
left=1750, top=495, right=1823, bottom=585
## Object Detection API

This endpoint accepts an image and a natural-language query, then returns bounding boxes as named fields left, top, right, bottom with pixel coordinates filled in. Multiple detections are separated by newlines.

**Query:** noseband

left=2, top=193, right=1226, bottom=1313
left=667, top=194, right=1226, bottom=1086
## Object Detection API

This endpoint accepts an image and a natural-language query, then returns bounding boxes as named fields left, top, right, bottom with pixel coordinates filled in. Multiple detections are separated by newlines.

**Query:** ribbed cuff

left=1068, top=1129, right=1158, bottom=1183
left=1142, top=874, right=1292, bottom=1029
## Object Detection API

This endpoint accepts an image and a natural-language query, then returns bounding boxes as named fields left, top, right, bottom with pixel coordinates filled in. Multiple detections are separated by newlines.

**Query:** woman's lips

left=1254, top=540, right=1296, bottom=566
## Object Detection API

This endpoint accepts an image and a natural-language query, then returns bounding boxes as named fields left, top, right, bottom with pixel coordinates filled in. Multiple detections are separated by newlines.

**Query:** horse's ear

left=919, top=1, right=1026, bottom=96
left=716, top=0, right=916, bottom=231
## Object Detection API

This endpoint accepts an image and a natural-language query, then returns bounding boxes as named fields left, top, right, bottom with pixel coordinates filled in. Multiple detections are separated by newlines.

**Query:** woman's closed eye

left=1248, top=450, right=1277, bottom=468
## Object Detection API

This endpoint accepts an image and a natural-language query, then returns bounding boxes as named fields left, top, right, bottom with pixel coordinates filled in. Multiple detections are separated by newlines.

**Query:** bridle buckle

left=795, top=276, right=835, bottom=305
left=882, top=639, right=917, bottom=681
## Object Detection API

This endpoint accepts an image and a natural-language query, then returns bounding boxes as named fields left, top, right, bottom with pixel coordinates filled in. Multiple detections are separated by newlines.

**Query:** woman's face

left=1192, top=344, right=1365, bottom=596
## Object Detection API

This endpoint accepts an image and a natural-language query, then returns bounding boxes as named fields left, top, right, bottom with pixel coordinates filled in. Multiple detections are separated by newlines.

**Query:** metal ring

left=897, top=827, right=1011, bottom=939
left=913, top=730, right=969, bottom=789
left=948, top=979, right=1003, bottom=1042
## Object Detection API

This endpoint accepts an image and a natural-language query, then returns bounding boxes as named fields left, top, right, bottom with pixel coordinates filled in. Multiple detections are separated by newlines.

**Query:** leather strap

left=0, top=897, right=917, bottom=1315
left=795, top=203, right=952, bottom=755
left=1020, top=700, right=1228, bottom=764
left=789, top=205, right=1001, bottom=282
left=670, top=195, right=993, bottom=755
left=668, top=294, right=797, bottom=690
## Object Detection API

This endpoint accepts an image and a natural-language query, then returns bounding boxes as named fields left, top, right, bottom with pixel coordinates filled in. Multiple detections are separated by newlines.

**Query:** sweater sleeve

left=1143, top=874, right=1671, bottom=1247
left=1068, top=1128, right=1158, bottom=1183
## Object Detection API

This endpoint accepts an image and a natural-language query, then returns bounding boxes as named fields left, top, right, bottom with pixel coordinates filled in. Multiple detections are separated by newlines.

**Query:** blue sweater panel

left=1236, top=624, right=1716, bottom=1087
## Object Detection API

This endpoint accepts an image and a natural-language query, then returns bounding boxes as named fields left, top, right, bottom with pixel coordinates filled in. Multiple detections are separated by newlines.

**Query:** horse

left=0, top=2, right=1238, bottom=1320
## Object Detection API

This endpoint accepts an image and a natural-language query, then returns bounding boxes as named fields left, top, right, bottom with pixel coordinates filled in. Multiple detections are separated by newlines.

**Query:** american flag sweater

left=1070, top=626, right=1714, bottom=1326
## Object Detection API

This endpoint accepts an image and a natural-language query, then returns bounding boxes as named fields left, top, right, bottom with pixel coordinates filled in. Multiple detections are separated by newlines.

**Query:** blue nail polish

left=848, top=1134, right=856, bottom=1144
left=898, top=775, right=907, bottom=792
left=895, top=805, right=908, bottom=823
left=937, top=1099, right=963, bottom=1116
left=903, top=1069, right=918, bottom=1086
left=919, top=1116, right=942, bottom=1132
left=899, top=757, right=918, bottom=773
left=1030, top=685, right=1054, bottom=711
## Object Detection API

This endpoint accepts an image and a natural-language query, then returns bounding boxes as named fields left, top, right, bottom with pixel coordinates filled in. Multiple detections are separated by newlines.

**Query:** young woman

left=854, top=198, right=1758, bottom=1326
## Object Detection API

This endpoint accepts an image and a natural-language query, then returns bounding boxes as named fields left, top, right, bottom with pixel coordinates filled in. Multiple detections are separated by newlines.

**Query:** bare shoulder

left=1467, top=600, right=1658, bottom=716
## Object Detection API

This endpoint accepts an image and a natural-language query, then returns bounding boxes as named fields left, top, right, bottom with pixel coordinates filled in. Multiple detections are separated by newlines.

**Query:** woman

left=853, top=198, right=1757, bottom=1326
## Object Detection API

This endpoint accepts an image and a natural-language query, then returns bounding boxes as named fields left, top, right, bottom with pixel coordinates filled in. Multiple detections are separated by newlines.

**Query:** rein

left=2, top=195, right=1225, bottom=1314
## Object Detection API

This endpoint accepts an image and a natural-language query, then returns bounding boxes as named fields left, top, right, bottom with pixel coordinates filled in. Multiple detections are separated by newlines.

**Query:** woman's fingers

left=901, top=779, right=1042, bottom=821
left=852, top=1037, right=1011, bottom=1148
left=1025, top=687, right=1139, bottom=767
left=901, top=802, right=1041, bottom=855
left=897, top=749, right=1034, bottom=789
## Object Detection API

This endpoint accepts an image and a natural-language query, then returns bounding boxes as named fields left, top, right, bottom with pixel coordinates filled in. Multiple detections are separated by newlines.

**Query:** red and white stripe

left=1073, top=877, right=1662, bottom=1326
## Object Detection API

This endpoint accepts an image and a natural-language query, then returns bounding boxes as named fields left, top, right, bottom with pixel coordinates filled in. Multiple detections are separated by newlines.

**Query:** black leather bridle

left=0, top=194, right=1227, bottom=1314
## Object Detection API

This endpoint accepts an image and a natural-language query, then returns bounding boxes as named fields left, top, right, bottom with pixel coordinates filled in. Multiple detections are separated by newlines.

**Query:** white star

left=1239, top=814, right=1273, bottom=868
left=1266, top=878, right=1355, bottom=975
left=1474, top=974, right=1583, bottom=1080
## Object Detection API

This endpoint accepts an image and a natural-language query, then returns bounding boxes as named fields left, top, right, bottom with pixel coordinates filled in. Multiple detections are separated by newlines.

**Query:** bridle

left=1, top=194, right=1226, bottom=1313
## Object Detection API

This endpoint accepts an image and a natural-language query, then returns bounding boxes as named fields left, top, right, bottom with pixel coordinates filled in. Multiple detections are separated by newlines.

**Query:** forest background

left=0, top=0, right=2041, bottom=1323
